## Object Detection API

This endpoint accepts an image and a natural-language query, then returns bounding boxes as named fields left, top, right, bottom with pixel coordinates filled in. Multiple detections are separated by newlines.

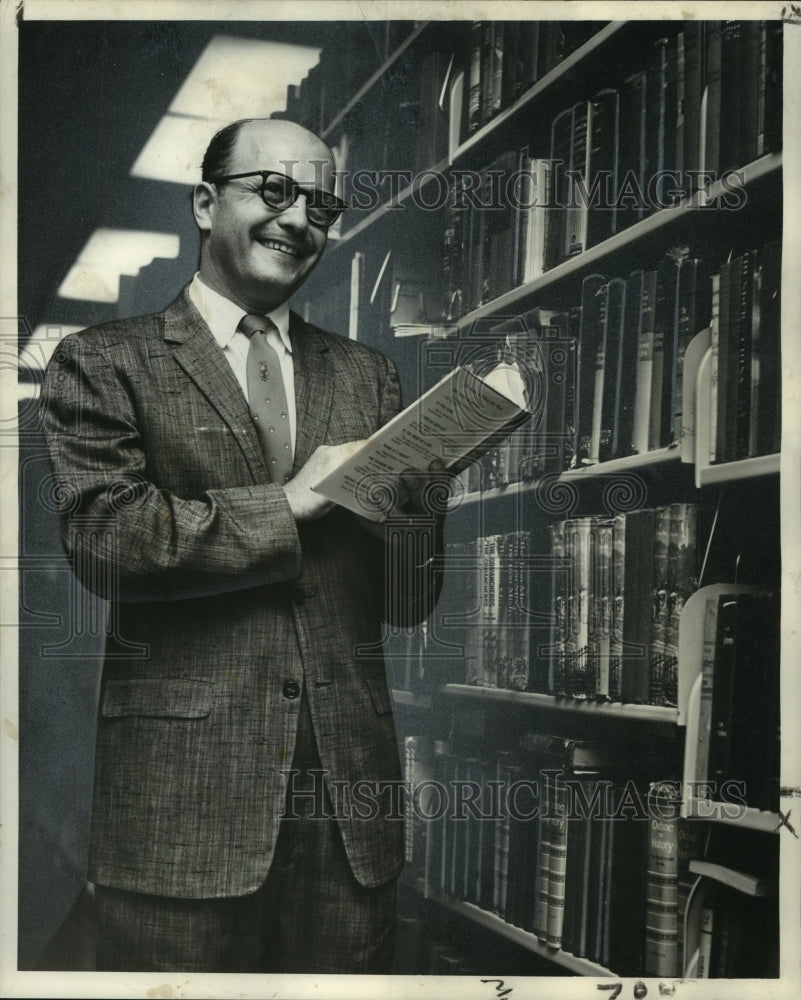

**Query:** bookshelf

left=288, top=15, right=788, bottom=982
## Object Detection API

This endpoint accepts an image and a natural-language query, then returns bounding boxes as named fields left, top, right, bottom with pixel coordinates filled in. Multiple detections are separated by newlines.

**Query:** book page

left=312, top=364, right=529, bottom=520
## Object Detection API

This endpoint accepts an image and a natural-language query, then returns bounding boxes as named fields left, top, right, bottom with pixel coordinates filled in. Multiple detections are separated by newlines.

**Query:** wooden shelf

left=433, top=894, right=616, bottom=977
left=682, top=799, right=781, bottom=833
left=392, top=689, right=432, bottom=710
left=696, top=453, right=780, bottom=486
left=440, top=684, right=679, bottom=723
left=452, top=448, right=684, bottom=508
left=322, top=22, right=433, bottom=138
left=451, top=22, right=625, bottom=163
left=452, top=154, right=782, bottom=334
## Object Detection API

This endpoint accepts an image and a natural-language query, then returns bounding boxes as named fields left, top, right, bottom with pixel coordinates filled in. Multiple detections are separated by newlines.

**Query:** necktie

left=238, top=313, right=294, bottom=484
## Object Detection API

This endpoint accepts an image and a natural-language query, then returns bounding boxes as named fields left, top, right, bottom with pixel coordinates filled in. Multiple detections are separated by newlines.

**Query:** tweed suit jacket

left=40, top=286, right=435, bottom=898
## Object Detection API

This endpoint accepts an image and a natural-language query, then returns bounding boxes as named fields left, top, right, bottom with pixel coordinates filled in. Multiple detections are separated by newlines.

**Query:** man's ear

left=192, top=182, right=216, bottom=233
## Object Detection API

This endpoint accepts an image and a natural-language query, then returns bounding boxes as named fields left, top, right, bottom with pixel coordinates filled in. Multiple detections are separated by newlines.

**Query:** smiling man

left=39, top=118, right=443, bottom=974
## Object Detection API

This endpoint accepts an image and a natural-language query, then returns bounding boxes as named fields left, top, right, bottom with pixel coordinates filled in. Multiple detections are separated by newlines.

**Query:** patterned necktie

left=238, top=313, right=294, bottom=484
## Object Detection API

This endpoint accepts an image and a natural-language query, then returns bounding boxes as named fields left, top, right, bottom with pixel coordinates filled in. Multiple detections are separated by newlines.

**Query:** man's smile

left=255, top=236, right=304, bottom=259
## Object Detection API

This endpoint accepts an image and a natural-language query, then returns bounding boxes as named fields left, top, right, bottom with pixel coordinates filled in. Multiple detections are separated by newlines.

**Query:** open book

left=312, top=362, right=532, bottom=522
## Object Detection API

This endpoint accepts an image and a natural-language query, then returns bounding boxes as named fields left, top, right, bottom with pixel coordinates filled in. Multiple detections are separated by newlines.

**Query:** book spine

left=467, top=22, right=483, bottom=135
left=566, top=517, right=593, bottom=699
left=644, top=784, right=681, bottom=977
left=707, top=594, right=740, bottom=790
left=576, top=273, right=607, bottom=465
left=649, top=505, right=671, bottom=705
left=695, top=594, right=721, bottom=790
left=567, top=101, right=591, bottom=258
left=755, top=240, right=782, bottom=456
left=663, top=502, right=698, bottom=709
left=600, top=276, right=626, bottom=462
left=682, top=23, right=704, bottom=188
left=696, top=888, right=716, bottom=978
left=632, top=270, right=657, bottom=453
left=715, top=256, right=734, bottom=463
left=734, top=249, right=756, bottom=460
left=674, top=257, right=710, bottom=443
left=709, top=272, right=720, bottom=463
left=615, top=271, right=642, bottom=458
left=621, top=509, right=655, bottom=703
left=550, top=521, right=567, bottom=696
left=610, top=514, right=626, bottom=701
left=545, top=776, right=570, bottom=947
left=589, top=283, right=610, bottom=464
left=703, top=22, right=722, bottom=177
left=590, top=519, right=614, bottom=700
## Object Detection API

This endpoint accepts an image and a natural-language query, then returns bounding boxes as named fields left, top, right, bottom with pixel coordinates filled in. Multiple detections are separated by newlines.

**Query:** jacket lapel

left=290, top=312, right=334, bottom=472
left=163, top=289, right=269, bottom=483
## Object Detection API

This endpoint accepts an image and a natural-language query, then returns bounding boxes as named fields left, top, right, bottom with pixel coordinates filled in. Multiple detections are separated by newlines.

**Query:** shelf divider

left=432, top=894, right=617, bottom=977
left=440, top=684, right=678, bottom=723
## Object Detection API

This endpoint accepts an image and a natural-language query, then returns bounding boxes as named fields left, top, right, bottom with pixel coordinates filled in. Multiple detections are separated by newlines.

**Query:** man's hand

left=283, top=441, right=363, bottom=522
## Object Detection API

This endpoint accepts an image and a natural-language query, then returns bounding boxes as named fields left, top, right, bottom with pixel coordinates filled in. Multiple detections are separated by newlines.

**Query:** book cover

left=589, top=518, right=614, bottom=700
left=565, top=517, right=593, bottom=699
left=549, top=520, right=568, bottom=696
left=312, top=362, right=531, bottom=522
left=662, top=502, right=699, bottom=708
left=702, top=21, right=722, bottom=177
left=574, top=273, right=607, bottom=466
left=733, top=249, right=757, bottom=460
left=674, top=256, right=711, bottom=443
left=649, top=506, right=671, bottom=705
left=587, top=87, right=620, bottom=247
left=548, top=103, right=577, bottom=268
left=682, top=23, right=705, bottom=190
left=621, top=508, right=656, bottom=703
left=631, top=269, right=658, bottom=454
left=644, top=783, right=681, bottom=977
left=544, top=774, right=570, bottom=948
left=614, top=270, right=643, bottom=458
left=650, top=251, right=682, bottom=450
left=597, top=276, right=626, bottom=463
left=617, top=67, right=648, bottom=230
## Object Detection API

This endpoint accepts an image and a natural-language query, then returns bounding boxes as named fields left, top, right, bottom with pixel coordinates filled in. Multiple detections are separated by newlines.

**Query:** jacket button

left=282, top=680, right=301, bottom=699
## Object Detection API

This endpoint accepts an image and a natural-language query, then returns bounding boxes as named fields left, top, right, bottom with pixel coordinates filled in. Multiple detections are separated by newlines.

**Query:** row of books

left=437, top=24, right=782, bottom=320
left=455, top=233, right=780, bottom=495
left=547, top=22, right=782, bottom=267
left=709, top=241, right=782, bottom=464
left=692, top=822, right=779, bottom=978
left=417, top=734, right=693, bottom=976
left=695, top=884, right=778, bottom=978
left=550, top=504, right=700, bottom=706
left=459, top=21, right=604, bottom=140
left=690, top=590, right=780, bottom=812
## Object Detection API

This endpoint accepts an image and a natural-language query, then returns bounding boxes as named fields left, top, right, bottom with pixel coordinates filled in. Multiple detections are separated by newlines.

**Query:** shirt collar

left=189, top=273, right=292, bottom=355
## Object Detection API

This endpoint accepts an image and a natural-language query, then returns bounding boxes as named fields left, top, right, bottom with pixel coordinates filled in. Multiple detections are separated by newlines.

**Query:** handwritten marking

left=597, top=985, right=623, bottom=1000
left=481, top=979, right=514, bottom=999
left=774, top=808, right=798, bottom=838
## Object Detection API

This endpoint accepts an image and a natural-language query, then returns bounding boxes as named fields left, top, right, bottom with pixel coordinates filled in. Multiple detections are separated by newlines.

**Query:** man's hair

left=201, top=119, right=255, bottom=182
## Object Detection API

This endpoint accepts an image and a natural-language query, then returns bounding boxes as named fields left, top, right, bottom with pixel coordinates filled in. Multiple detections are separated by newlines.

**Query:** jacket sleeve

left=39, top=333, right=302, bottom=602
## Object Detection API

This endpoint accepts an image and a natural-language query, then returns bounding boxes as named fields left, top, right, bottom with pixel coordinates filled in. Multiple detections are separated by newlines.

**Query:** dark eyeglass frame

left=208, top=170, right=346, bottom=228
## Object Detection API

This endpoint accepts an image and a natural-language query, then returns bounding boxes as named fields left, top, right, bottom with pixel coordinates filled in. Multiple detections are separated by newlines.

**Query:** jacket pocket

left=364, top=675, right=393, bottom=715
left=100, top=679, right=213, bottom=719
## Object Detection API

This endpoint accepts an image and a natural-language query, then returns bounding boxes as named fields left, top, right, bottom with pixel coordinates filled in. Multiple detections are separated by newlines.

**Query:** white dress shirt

left=188, top=273, right=296, bottom=451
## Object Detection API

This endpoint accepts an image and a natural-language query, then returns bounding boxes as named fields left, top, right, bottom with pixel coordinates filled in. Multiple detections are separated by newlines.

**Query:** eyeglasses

left=209, top=170, right=346, bottom=228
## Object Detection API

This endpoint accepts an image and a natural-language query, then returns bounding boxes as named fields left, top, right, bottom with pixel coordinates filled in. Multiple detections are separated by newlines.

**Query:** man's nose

left=275, top=193, right=310, bottom=229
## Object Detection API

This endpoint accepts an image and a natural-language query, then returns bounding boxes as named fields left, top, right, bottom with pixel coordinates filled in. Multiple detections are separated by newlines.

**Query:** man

left=39, top=118, right=444, bottom=973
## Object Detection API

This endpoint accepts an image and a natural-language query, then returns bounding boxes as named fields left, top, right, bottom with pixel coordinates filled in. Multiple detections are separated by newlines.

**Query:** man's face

left=196, top=121, right=335, bottom=313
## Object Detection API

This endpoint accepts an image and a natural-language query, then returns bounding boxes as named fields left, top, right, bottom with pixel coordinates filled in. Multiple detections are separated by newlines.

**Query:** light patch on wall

left=58, top=230, right=180, bottom=304
left=130, top=36, right=321, bottom=185
left=19, top=324, right=85, bottom=375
